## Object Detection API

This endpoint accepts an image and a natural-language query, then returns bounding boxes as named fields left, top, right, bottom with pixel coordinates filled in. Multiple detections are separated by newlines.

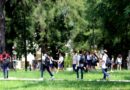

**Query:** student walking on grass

left=76, top=50, right=85, bottom=80
left=0, top=51, right=10, bottom=79
left=72, top=51, right=78, bottom=72
left=56, top=53, right=64, bottom=73
left=110, top=55, right=115, bottom=72
left=101, top=49, right=110, bottom=80
left=40, top=53, right=54, bottom=80
left=116, top=54, right=122, bottom=71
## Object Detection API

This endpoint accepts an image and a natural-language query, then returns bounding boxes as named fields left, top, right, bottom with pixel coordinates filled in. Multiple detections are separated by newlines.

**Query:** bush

left=64, top=53, right=72, bottom=68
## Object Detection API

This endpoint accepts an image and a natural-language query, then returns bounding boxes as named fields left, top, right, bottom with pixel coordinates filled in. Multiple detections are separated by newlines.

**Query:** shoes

left=77, top=78, right=83, bottom=80
left=100, top=78, right=106, bottom=81
left=39, top=78, right=44, bottom=80
left=50, top=76, right=54, bottom=80
left=77, top=78, right=80, bottom=80
left=106, top=75, right=110, bottom=81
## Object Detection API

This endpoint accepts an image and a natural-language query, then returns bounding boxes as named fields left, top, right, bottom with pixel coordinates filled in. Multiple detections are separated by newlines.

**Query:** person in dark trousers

left=72, top=51, right=78, bottom=72
left=1, top=51, right=10, bottom=79
left=101, top=49, right=109, bottom=80
left=40, top=53, right=54, bottom=80
left=76, top=50, right=85, bottom=80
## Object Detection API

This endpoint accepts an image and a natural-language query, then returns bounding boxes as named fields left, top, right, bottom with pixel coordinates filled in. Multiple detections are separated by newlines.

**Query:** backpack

left=42, top=56, right=50, bottom=66
left=92, top=56, right=97, bottom=64
left=79, top=55, right=85, bottom=64
left=105, top=57, right=111, bottom=67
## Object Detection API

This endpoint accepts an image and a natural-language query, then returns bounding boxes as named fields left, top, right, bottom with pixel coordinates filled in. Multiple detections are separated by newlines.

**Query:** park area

left=1, top=0, right=130, bottom=90
left=0, top=70, right=130, bottom=90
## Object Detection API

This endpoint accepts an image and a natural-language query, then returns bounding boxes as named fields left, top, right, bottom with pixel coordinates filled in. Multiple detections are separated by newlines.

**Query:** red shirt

left=1, top=53, right=10, bottom=61
left=0, top=54, right=3, bottom=61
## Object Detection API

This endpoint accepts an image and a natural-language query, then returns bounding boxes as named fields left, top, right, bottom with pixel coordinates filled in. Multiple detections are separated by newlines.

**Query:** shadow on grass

left=124, top=76, right=130, bottom=80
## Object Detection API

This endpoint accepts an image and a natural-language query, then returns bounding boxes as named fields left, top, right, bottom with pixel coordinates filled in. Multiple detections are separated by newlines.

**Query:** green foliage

left=93, top=0, right=130, bottom=56
left=32, top=0, right=87, bottom=53
left=5, top=0, right=36, bottom=56
left=64, top=53, right=72, bottom=68
left=3, top=0, right=130, bottom=59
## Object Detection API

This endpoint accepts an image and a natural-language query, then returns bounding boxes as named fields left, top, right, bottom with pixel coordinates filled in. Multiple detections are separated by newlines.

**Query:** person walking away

left=116, top=54, right=122, bottom=71
left=72, top=51, right=78, bottom=72
left=85, top=51, right=92, bottom=71
left=91, top=52, right=98, bottom=70
left=1, top=51, right=10, bottom=79
left=57, top=53, right=64, bottom=72
left=110, top=55, right=114, bottom=72
left=49, top=56, right=56, bottom=73
left=101, top=50, right=109, bottom=80
left=40, top=53, right=54, bottom=80
left=76, top=51, right=85, bottom=80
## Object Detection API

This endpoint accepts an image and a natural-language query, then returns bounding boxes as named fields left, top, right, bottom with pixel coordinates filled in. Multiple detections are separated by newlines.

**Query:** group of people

left=72, top=49, right=124, bottom=80
left=40, top=53, right=64, bottom=79
left=72, top=50, right=99, bottom=80
left=0, top=49, right=124, bottom=81
left=0, top=50, right=64, bottom=79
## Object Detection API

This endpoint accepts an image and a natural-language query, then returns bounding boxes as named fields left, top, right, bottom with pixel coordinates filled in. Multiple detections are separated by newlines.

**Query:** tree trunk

left=0, top=1, right=5, bottom=53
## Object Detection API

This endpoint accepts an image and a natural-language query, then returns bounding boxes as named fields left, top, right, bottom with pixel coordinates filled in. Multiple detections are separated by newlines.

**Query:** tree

left=4, top=0, right=36, bottom=71
left=0, top=0, right=6, bottom=53
left=33, top=0, right=87, bottom=55
left=95, top=0, right=130, bottom=57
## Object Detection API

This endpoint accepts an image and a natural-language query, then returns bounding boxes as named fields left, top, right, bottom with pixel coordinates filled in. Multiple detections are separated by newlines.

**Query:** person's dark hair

left=79, top=50, right=82, bottom=54
left=3, top=54, right=6, bottom=58
left=73, top=50, right=77, bottom=54
left=34, top=53, right=36, bottom=57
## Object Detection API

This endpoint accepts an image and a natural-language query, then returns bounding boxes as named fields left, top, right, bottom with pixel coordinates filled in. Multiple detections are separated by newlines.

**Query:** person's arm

left=50, top=57, right=58, bottom=62
left=51, top=58, right=58, bottom=62
left=76, top=55, right=79, bottom=66
left=58, top=57, right=64, bottom=64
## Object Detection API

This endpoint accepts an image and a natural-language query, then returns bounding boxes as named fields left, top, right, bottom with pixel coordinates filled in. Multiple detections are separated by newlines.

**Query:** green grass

left=0, top=70, right=130, bottom=90
left=0, top=80, right=130, bottom=90
left=0, top=69, right=130, bottom=80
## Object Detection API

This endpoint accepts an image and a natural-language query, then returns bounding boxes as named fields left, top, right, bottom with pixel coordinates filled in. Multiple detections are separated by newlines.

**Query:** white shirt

left=76, top=54, right=81, bottom=66
left=87, top=54, right=91, bottom=61
left=59, top=56, right=64, bottom=63
left=50, top=57, right=53, bottom=64
left=102, top=53, right=108, bottom=69
left=42, top=55, right=46, bottom=61
left=117, top=57, right=122, bottom=63
left=72, top=54, right=78, bottom=64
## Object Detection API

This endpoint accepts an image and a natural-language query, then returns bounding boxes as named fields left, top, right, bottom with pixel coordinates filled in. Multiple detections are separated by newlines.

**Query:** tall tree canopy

left=1, top=0, right=130, bottom=62
left=0, top=0, right=6, bottom=53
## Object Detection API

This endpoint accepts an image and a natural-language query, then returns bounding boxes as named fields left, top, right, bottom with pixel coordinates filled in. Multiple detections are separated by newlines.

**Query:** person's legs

left=57, top=63, right=60, bottom=73
left=87, top=60, right=92, bottom=71
left=5, top=67, right=8, bottom=78
left=76, top=67, right=79, bottom=79
left=72, top=64, right=76, bottom=71
left=46, top=66, right=53, bottom=77
left=49, top=64, right=53, bottom=72
left=3, top=67, right=6, bottom=78
left=2, top=65, right=8, bottom=79
left=102, top=68, right=109, bottom=80
left=117, top=63, right=119, bottom=70
left=105, top=68, right=109, bottom=79
left=102, top=68, right=106, bottom=79
left=119, top=63, right=122, bottom=70
left=40, top=64, right=45, bottom=78
left=80, top=67, right=84, bottom=79
left=111, top=63, right=114, bottom=72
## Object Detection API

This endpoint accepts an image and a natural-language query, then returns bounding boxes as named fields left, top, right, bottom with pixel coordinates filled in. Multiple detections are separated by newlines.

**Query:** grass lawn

left=0, top=69, right=130, bottom=90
